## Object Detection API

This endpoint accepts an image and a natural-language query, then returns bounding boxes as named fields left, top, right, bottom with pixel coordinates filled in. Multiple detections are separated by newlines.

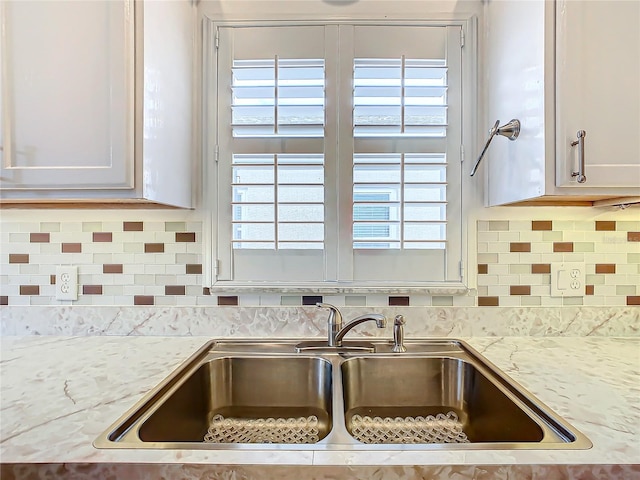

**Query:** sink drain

left=350, top=411, right=470, bottom=444
left=204, top=414, right=320, bottom=444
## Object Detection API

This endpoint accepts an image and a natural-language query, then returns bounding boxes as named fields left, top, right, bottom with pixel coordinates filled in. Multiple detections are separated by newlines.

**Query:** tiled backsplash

left=477, top=219, right=639, bottom=306
left=1, top=214, right=639, bottom=306
left=2, top=220, right=208, bottom=306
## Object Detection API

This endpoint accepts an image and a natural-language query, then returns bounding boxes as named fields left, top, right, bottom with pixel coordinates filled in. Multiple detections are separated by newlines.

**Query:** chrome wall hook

left=470, top=119, right=521, bottom=176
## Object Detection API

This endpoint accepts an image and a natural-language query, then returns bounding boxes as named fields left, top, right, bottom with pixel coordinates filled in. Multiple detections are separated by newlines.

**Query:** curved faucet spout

left=334, top=314, right=387, bottom=346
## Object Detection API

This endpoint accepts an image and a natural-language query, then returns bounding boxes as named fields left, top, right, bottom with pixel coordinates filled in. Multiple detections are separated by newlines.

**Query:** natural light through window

left=209, top=23, right=467, bottom=285
left=353, top=153, right=447, bottom=249
left=231, top=58, right=324, bottom=137
left=232, top=154, right=325, bottom=249
left=353, top=58, right=448, bottom=137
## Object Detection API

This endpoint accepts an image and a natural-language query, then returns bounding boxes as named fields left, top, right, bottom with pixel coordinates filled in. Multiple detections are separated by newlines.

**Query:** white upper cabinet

left=555, top=0, right=640, bottom=189
left=0, top=1, right=134, bottom=190
left=0, top=0, right=194, bottom=207
left=484, top=0, right=640, bottom=206
left=139, top=0, right=194, bottom=208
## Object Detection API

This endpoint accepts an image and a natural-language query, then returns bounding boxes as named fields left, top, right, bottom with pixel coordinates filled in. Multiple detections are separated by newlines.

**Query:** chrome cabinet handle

left=470, top=119, right=521, bottom=176
left=570, top=130, right=587, bottom=184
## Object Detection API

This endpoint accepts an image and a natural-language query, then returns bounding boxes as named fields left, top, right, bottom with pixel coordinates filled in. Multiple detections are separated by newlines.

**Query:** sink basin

left=103, top=354, right=332, bottom=446
left=342, top=356, right=544, bottom=444
left=94, top=339, right=591, bottom=450
left=138, top=357, right=332, bottom=443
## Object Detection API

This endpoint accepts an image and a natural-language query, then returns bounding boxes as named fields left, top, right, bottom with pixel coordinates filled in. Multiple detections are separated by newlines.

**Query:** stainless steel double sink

left=94, top=339, right=591, bottom=450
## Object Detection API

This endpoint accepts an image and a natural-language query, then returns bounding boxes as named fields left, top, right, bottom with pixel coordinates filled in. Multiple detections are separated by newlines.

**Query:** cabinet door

left=485, top=0, right=550, bottom=206
left=556, top=0, right=640, bottom=188
left=0, top=1, right=134, bottom=190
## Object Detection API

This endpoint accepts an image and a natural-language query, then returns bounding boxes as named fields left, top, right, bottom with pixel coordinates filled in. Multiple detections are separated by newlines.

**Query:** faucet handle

left=316, top=302, right=342, bottom=326
left=318, top=303, right=344, bottom=348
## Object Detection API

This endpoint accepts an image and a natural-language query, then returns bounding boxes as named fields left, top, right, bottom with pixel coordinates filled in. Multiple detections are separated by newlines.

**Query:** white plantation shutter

left=231, top=153, right=324, bottom=249
left=344, top=25, right=462, bottom=283
left=352, top=153, right=447, bottom=249
left=211, top=23, right=464, bottom=285
left=353, top=58, right=448, bottom=137
left=231, top=58, right=325, bottom=137
left=215, top=26, right=327, bottom=282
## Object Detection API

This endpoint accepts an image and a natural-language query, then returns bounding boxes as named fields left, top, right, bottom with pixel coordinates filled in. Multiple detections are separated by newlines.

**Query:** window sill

left=208, top=282, right=469, bottom=296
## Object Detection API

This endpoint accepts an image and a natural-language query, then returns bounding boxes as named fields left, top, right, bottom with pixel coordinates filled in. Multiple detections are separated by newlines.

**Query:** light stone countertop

left=1, top=335, right=639, bottom=479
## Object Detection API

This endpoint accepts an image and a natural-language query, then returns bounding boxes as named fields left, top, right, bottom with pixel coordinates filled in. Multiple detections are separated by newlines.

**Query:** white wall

left=199, top=1, right=483, bottom=21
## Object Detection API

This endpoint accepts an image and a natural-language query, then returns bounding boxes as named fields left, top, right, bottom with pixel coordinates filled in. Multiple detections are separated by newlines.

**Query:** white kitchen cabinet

left=483, top=0, right=640, bottom=206
left=0, top=0, right=194, bottom=208
left=0, top=1, right=134, bottom=191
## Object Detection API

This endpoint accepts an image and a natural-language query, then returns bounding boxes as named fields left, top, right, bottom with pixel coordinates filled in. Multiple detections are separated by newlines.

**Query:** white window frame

left=203, top=16, right=477, bottom=294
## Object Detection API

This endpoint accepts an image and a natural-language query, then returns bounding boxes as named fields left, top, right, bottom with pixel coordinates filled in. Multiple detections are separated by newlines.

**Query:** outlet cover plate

left=551, top=262, right=585, bottom=297
left=56, top=266, right=78, bottom=301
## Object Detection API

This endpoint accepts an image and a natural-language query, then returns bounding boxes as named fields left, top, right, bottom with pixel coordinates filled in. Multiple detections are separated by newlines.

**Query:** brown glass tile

left=103, top=264, right=123, bottom=274
left=586, top=285, right=595, bottom=295
left=478, top=296, right=499, bottom=306
left=595, top=264, right=616, bottom=274
left=123, top=221, right=144, bottom=232
left=531, top=264, right=551, bottom=274
left=510, top=242, right=531, bottom=252
left=9, top=254, right=29, bottom=264
left=30, top=233, right=50, bottom=243
left=628, top=232, right=640, bottom=242
left=389, top=296, right=410, bottom=306
left=134, top=295, right=154, bottom=305
left=218, top=296, right=238, bottom=306
left=165, top=285, right=186, bottom=295
left=203, top=287, right=211, bottom=296
left=478, top=264, right=488, bottom=274
left=532, top=220, right=552, bottom=231
left=186, top=264, right=203, bottom=274
left=176, top=232, right=196, bottom=243
left=627, top=296, right=640, bottom=306
left=50, top=275, right=56, bottom=285
left=83, top=285, right=103, bottom=295
left=144, top=243, right=164, bottom=253
left=20, top=285, right=39, bottom=295
left=62, top=243, right=82, bottom=253
left=510, top=285, right=531, bottom=296
left=93, top=232, right=113, bottom=242
left=595, top=221, right=616, bottom=231
left=553, top=242, right=573, bottom=252
left=1, top=296, right=8, bottom=306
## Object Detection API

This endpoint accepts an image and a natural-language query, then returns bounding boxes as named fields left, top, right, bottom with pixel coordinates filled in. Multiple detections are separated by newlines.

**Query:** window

left=206, top=23, right=470, bottom=289
left=353, top=192, right=392, bottom=249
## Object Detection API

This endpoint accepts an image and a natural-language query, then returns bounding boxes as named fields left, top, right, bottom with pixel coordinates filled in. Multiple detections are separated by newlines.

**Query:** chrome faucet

left=317, top=303, right=387, bottom=347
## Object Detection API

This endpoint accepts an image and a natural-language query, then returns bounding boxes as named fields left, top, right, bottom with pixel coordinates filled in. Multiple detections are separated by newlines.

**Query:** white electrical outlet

left=550, top=262, right=585, bottom=297
left=56, top=266, right=78, bottom=301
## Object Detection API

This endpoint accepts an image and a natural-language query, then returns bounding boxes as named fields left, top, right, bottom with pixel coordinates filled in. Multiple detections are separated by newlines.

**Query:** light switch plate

left=550, top=262, right=585, bottom=297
